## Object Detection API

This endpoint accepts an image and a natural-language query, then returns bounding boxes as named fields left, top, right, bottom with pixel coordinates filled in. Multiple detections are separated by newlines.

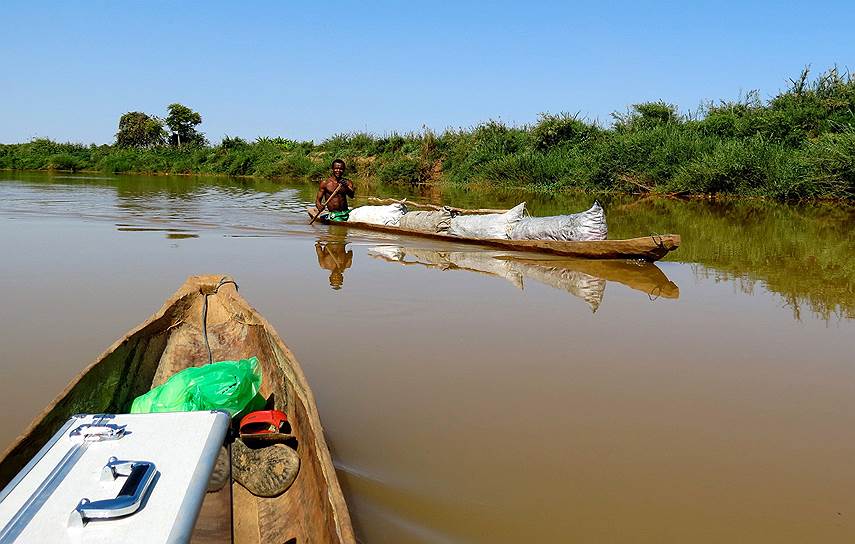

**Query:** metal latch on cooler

left=68, top=422, right=127, bottom=443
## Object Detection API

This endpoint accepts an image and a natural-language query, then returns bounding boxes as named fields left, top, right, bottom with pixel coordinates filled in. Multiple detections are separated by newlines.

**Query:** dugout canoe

left=307, top=207, right=680, bottom=261
left=0, top=275, right=355, bottom=544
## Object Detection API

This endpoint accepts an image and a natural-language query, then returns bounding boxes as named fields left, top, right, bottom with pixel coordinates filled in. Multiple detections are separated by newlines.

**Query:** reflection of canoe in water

left=307, top=207, right=680, bottom=262
left=500, top=256, right=680, bottom=300
left=369, top=246, right=679, bottom=312
left=0, top=276, right=354, bottom=543
left=370, top=246, right=525, bottom=289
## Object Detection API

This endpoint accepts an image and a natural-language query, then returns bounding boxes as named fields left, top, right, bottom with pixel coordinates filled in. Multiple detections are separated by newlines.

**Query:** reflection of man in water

left=315, top=242, right=353, bottom=290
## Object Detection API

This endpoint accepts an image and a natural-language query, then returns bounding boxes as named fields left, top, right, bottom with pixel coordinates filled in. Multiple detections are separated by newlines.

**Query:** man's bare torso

left=316, top=176, right=354, bottom=212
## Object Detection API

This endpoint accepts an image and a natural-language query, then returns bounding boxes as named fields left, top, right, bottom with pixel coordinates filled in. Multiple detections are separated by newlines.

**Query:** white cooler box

left=0, top=411, right=230, bottom=543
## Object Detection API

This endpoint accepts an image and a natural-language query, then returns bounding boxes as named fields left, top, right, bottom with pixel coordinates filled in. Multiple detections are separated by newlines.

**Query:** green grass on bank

left=2, top=68, right=854, bottom=200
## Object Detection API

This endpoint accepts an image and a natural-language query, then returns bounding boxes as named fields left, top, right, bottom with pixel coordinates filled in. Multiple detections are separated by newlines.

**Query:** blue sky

left=2, top=1, right=853, bottom=144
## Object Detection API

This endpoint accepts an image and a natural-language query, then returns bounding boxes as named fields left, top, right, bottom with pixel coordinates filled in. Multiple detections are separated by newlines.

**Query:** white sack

left=347, top=203, right=408, bottom=226
left=509, top=202, right=607, bottom=241
left=398, top=207, right=456, bottom=233
left=448, top=202, right=526, bottom=239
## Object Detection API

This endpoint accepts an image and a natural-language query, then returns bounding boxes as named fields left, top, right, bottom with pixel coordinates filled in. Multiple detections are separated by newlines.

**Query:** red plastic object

left=239, top=410, right=288, bottom=435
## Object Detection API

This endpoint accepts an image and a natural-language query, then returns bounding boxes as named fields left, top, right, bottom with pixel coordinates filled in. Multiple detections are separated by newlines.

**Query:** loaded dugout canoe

left=0, top=276, right=354, bottom=544
left=307, top=206, right=680, bottom=262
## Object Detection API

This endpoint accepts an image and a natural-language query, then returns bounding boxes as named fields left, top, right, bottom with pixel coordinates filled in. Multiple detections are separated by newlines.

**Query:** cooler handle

left=68, top=458, right=157, bottom=528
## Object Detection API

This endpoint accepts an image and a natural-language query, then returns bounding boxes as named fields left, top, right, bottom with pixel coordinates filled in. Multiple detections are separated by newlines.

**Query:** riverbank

left=2, top=68, right=853, bottom=201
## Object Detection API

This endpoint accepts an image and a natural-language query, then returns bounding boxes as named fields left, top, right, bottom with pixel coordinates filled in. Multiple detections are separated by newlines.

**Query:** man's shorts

left=328, top=210, right=350, bottom=222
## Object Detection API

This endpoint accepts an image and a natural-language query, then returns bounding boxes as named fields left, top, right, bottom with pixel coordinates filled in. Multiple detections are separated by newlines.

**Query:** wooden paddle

left=366, top=196, right=508, bottom=215
left=309, top=182, right=344, bottom=225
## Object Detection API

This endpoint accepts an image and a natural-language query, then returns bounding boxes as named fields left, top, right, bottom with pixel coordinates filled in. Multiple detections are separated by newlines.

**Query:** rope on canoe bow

left=650, top=233, right=665, bottom=248
left=202, top=277, right=240, bottom=365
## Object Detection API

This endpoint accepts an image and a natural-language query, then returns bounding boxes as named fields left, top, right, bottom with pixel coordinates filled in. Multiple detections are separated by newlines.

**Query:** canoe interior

left=0, top=276, right=354, bottom=544
left=307, top=207, right=681, bottom=261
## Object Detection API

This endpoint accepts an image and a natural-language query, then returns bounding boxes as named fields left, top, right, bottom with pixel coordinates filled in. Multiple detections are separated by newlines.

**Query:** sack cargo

left=398, top=207, right=456, bottom=233
left=347, top=203, right=408, bottom=226
left=448, top=202, right=526, bottom=239
left=509, top=202, right=608, bottom=241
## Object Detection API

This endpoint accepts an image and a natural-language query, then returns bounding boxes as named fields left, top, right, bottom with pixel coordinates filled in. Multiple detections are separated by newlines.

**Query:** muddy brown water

left=1, top=172, right=853, bottom=543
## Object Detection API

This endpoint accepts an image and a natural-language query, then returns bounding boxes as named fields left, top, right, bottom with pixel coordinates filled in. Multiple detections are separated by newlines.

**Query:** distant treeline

left=1, top=67, right=853, bottom=200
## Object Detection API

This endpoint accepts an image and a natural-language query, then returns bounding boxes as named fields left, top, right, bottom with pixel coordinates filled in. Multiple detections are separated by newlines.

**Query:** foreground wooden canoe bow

left=0, top=276, right=355, bottom=543
left=307, top=206, right=680, bottom=262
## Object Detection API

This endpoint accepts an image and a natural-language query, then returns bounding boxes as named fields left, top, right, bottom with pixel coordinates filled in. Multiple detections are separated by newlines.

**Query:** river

left=1, top=171, right=853, bottom=542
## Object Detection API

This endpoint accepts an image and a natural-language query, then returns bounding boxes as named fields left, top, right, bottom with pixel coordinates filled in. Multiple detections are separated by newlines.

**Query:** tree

left=115, top=112, right=166, bottom=148
left=165, top=103, right=206, bottom=146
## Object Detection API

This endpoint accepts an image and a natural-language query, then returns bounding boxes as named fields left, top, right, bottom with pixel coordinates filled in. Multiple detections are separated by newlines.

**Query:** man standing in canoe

left=315, top=158, right=355, bottom=222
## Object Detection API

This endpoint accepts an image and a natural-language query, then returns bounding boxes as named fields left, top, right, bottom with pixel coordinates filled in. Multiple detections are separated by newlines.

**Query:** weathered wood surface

left=308, top=206, right=680, bottom=261
left=0, top=275, right=355, bottom=544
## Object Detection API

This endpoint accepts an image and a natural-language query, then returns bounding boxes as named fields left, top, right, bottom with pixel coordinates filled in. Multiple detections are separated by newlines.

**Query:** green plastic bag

left=131, top=357, right=263, bottom=416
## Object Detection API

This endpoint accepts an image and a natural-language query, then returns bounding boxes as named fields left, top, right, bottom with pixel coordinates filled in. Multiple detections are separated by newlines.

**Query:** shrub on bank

left=803, top=129, right=855, bottom=199
left=47, top=153, right=83, bottom=171
left=668, top=136, right=800, bottom=196
left=531, top=113, right=601, bottom=151
left=475, top=150, right=574, bottom=188
left=376, top=155, right=426, bottom=184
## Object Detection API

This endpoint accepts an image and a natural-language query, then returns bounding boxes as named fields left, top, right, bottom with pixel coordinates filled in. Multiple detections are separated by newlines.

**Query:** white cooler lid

left=0, top=411, right=230, bottom=543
